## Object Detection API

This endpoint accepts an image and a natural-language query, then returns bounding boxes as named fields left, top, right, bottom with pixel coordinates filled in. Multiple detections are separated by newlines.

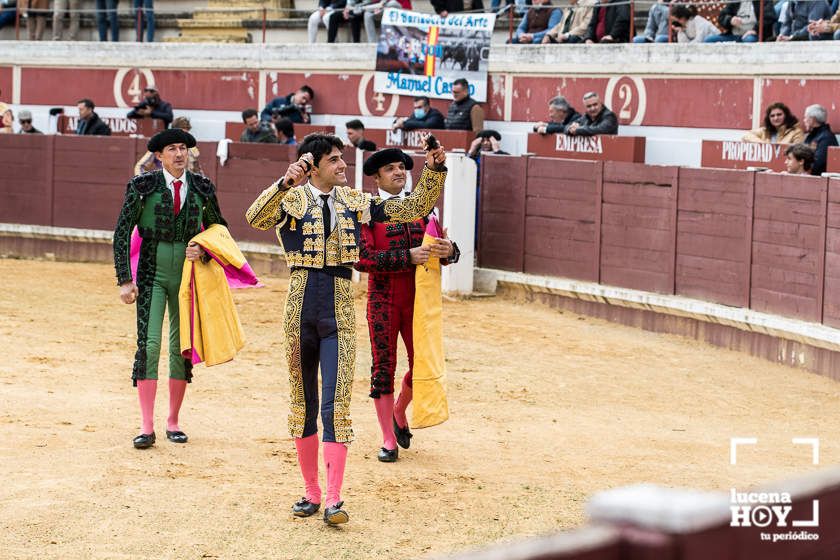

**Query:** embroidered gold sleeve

left=371, top=165, right=446, bottom=224
left=246, top=181, right=293, bottom=230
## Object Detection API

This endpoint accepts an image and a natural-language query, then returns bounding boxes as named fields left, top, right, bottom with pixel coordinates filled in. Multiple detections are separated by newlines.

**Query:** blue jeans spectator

left=703, top=32, right=759, bottom=42
left=96, top=0, right=120, bottom=41
left=632, top=34, right=669, bottom=42
left=133, top=0, right=153, bottom=42
left=0, top=4, right=16, bottom=30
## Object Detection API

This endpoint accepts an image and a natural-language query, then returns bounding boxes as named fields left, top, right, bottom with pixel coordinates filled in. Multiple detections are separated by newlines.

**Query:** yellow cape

left=178, top=224, right=246, bottom=367
left=411, top=232, right=449, bottom=428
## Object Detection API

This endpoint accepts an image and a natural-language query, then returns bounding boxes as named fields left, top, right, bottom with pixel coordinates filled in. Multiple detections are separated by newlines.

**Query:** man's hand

left=343, top=7, right=350, bottom=18
left=426, top=144, right=446, bottom=170
left=536, top=125, right=548, bottom=134
left=489, top=137, right=502, bottom=152
left=566, top=122, right=580, bottom=135
left=601, top=34, right=614, bottom=42
left=185, top=242, right=204, bottom=262
left=468, top=136, right=483, bottom=157
left=120, top=282, right=139, bottom=305
left=776, top=34, right=790, bottom=41
left=392, top=116, right=406, bottom=130
left=731, top=16, right=743, bottom=27
left=282, top=153, right=313, bottom=188
left=410, top=245, right=431, bottom=265
left=429, top=237, right=454, bottom=258
left=518, top=33, right=533, bottom=43
left=319, top=7, right=326, bottom=17
left=440, top=10, right=448, bottom=17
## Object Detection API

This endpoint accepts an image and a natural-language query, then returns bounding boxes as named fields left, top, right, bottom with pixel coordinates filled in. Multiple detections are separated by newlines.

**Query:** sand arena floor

left=1, top=259, right=840, bottom=560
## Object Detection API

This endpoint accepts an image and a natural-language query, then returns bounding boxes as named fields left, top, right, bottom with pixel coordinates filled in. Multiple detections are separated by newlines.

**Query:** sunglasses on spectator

left=20, top=120, right=32, bottom=124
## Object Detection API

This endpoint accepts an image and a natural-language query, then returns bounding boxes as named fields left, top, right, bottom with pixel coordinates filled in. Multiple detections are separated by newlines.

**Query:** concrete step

left=163, top=33, right=252, bottom=42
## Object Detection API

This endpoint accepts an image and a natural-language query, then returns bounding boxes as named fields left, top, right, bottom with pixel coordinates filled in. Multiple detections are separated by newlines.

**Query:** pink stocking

left=137, top=379, right=157, bottom=435
left=323, top=442, right=348, bottom=508
left=167, top=378, right=187, bottom=432
left=295, top=435, right=322, bottom=504
left=394, top=375, right=413, bottom=429
left=374, top=394, right=397, bottom=451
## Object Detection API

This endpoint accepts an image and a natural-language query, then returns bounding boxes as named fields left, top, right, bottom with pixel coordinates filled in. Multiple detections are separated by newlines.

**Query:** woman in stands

left=742, top=102, right=805, bottom=144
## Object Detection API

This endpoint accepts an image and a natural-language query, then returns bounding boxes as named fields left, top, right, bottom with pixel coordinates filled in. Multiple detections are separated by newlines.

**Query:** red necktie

left=173, top=179, right=182, bottom=216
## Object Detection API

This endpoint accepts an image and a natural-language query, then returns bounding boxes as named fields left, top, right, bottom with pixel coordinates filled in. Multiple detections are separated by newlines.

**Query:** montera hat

left=148, top=128, right=197, bottom=153
left=363, top=148, right=414, bottom=176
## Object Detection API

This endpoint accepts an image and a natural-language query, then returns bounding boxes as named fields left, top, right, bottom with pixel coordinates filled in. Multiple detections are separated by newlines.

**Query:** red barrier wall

left=676, top=168, right=754, bottom=308
left=477, top=154, right=526, bottom=272
left=0, top=134, right=53, bottom=226
left=822, top=178, right=840, bottom=329
left=600, top=162, right=678, bottom=294
left=524, top=158, right=601, bottom=281
left=750, top=173, right=828, bottom=322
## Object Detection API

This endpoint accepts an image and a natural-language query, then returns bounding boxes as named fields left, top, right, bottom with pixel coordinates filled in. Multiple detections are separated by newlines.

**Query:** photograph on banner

left=374, top=8, right=494, bottom=102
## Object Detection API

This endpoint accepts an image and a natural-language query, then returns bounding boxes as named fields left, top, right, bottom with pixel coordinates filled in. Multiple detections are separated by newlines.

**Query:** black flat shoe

left=393, top=416, right=412, bottom=449
left=133, top=432, right=156, bottom=449
left=166, top=430, right=188, bottom=444
left=292, top=497, right=321, bottom=518
left=378, top=447, right=398, bottom=463
left=324, top=501, right=349, bottom=526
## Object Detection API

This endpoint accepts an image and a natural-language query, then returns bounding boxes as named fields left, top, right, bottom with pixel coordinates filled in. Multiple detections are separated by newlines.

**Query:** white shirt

left=309, top=183, right=336, bottom=232
left=162, top=168, right=188, bottom=211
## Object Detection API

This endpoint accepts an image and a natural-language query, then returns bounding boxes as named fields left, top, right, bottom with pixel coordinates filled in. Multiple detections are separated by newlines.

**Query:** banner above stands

left=373, top=8, right=494, bottom=102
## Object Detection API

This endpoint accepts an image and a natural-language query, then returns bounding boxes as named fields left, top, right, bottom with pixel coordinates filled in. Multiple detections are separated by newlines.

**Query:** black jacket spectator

left=585, top=0, right=630, bottom=42
left=572, top=107, right=618, bottom=136
left=780, top=0, right=832, bottom=39
left=402, top=107, right=446, bottom=131
left=805, top=123, right=839, bottom=176
left=545, top=107, right=580, bottom=134
left=127, top=98, right=173, bottom=128
left=261, top=93, right=309, bottom=124
left=78, top=112, right=112, bottom=136
left=430, top=0, right=484, bottom=15
left=718, top=0, right=776, bottom=40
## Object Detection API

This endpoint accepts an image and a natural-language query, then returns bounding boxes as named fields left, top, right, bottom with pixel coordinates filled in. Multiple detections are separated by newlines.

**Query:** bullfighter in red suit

left=354, top=148, right=459, bottom=462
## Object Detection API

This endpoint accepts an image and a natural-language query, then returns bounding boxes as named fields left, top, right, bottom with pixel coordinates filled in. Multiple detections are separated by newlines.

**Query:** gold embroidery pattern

left=281, top=187, right=308, bottom=220
left=337, top=186, right=371, bottom=212
left=245, top=181, right=290, bottom=230
left=284, top=268, right=308, bottom=438
left=332, top=276, right=355, bottom=443
left=383, top=166, right=446, bottom=223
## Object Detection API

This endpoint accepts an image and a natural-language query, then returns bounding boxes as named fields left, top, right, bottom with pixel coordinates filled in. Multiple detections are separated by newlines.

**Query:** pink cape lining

left=425, top=214, right=441, bottom=237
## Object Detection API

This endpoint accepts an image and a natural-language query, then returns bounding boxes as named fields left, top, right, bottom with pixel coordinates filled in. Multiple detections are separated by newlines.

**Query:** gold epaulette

left=336, top=186, right=370, bottom=212
left=281, top=186, right=308, bottom=220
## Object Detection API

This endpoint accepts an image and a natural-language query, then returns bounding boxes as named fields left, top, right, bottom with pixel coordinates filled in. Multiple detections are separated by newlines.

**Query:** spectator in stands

left=584, top=0, right=631, bottom=43
left=345, top=119, right=377, bottom=151
left=96, top=0, right=120, bottom=42
left=431, top=0, right=484, bottom=17
left=778, top=0, right=832, bottom=40
left=309, top=0, right=343, bottom=43
left=76, top=99, right=112, bottom=136
left=633, top=0, right=671, bottom=43
left=135, top=116, right=201, bottom=174
left=0, top=1, right=17, bottom=30
left=20, top=0, right=48, bottom=40
left=240, top=108, right=278, bottom=144
left=260, top=86, right=314, bottom=124
left=17, top=110, right=42, bottom=134
left=53, top=0, right=81, bottom=41
left=807, top=8, right=840, bottom=39
left=134, top=0, right=155, bottom=42
left=327, top=0, right=363, bottom=42
left=566, top=92, right=618, bottom=136
left=468, top=130, right=509, bottom=160
left=543, top=0, right=597, bottom=43
left=127, top=86, right=174, bottom=129
left=445, top=78, right=485, bottom=132
left=362, top=0, right=408, bottom=44
left=275, top=117, right=297, bottom=145
left=783, top=143, right=816, bottom=175
left=392, top=96, right=446, bottom=131
left=743, top=102, right=805, bottom=144
left=671, top=4, right=719, bottom=43
left=803, top=104, right=839, bottom=176
left=509, top=0, right=562, bottom=44
left=533, top=95, right=579, bottom=134
left=0, top=104, right=12, bottom=134
left=705, top=0, right=776, bottom=42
